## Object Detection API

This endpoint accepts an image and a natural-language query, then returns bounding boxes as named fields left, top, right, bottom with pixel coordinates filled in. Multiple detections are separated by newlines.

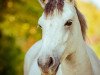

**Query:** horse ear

left=38, top=0, right=48, bottom=8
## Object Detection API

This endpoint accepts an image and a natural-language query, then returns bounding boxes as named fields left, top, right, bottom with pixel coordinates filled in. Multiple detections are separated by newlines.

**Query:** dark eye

left=38, top=25, right=42, bottom=28
left=64, top=19, right=72, bottom=26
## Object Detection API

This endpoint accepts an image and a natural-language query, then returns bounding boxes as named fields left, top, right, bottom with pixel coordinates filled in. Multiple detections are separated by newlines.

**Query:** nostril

left=37, top=58, right=41, bottom=67
left=48, top=57, right=54, bottom=68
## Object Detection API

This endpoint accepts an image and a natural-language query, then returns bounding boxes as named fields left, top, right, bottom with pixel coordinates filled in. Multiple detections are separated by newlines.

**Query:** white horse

left=24, top=0, right=100, bottom=75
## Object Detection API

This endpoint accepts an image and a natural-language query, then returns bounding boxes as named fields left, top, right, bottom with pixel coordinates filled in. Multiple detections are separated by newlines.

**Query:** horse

left=24, top=0, right=100, bottom=75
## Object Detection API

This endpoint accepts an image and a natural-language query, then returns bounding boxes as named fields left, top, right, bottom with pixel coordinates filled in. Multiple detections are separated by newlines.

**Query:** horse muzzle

left=37, top=55, right=60, bottom=75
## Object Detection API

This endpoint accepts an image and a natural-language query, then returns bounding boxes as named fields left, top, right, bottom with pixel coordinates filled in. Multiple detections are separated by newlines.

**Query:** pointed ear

left=38, top=0, right=48, bottom=8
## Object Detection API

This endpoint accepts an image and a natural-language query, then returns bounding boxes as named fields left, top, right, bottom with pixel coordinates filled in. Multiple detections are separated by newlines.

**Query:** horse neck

left=61, top=42, right=93, bottom=75
left=60, top=15, right=93, bottom=75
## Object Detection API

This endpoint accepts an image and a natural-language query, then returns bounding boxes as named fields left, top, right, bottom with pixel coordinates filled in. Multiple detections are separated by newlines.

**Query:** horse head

left=37, top=0, right=86, bottom=74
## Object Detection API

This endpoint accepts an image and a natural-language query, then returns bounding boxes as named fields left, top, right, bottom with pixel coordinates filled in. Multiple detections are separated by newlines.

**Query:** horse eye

left=64, top=19, right=72, bottom=26
left=38, top=25, right=42, bottom=28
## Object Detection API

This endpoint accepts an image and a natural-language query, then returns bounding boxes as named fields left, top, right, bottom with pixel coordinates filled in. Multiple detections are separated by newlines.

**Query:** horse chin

left=41, top=71, right=57, bottom=75
left=41, top=64, right=60, bottom=75
left=42, top=72, right=56, bottom=75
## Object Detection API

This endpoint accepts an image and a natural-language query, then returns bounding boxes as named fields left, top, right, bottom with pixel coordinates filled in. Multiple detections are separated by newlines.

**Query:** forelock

left=45, top=0, right=64, bottom=16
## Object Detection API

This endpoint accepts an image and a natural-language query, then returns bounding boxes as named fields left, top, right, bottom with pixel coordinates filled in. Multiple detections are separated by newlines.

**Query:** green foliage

left=0, top=30, right=23, bottom=75
left=0, top=0, right=42, bottom=75
left=0, top=0, right=6, bottom=9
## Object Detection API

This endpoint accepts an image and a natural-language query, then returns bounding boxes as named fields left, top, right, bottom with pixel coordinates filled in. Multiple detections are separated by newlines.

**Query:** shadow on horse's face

left=37, top=0, right=76, bottom=74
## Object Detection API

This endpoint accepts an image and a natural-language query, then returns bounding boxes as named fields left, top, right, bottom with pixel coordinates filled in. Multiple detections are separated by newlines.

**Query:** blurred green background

left=0, top=0, right=100, bottom=75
